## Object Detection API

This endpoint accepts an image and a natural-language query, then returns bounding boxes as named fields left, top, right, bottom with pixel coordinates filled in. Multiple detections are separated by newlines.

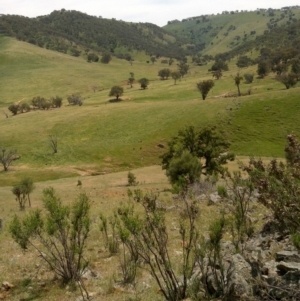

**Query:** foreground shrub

left=9, top=187, right=90, bottom=285
left=245, top=134, right=300, bottom=243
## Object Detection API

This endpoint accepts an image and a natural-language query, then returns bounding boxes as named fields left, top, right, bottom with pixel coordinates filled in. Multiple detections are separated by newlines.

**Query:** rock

left=208, top=193, right=221, bottom=206
left=262, top=260, right=278, bottom=277
left=2, top=282, right=13, bottom=290
left=277, top=261, right=300, bottom=274
left=196, top=194, right=206, bottom=201
left=82, top=269, right=99, bottom=280
left=227, top=254, right=253, bottom=297
left=276, top=250, right=300, bottom=262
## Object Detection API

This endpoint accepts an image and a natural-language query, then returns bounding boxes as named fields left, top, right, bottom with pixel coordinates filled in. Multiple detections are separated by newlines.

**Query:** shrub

left=244, top=73, right=254, bottom=83
left=101, top=52, right=112, bottom=64
left=19, top=103, right=31, bottom=113
left=51, top=96, right=63, bottom=108
left=127, top=171, right=138, bottom=186
left=87, top=52, right=99, bottom=62
left=217, top=185, right=228, bottom=198
left=9, top=187, right=91, bottom=287
left=67, top=94, right=83, bottom=106
left=8, top=104, right=19, bottom=115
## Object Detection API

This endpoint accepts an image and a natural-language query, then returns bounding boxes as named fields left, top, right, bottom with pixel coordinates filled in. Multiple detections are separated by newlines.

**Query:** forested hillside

left=0, top=9, right=188, bottom=60
left=164, top=7, right=300, bottom=56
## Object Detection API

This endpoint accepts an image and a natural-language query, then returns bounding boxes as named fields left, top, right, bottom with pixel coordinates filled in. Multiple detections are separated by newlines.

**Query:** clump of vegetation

left=67, top=94, right=83, bottom=106
left=158, top=68, right=171, bottom=80
left=9, top=187, right=91, bottom=295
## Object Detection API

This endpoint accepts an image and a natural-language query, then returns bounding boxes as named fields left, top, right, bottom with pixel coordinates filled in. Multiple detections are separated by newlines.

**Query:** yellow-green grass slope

left=1, top=36, right=300, bottom=185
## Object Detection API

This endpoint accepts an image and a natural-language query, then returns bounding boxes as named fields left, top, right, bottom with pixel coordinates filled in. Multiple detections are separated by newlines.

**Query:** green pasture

left=1, top=36, right=300, bottom=185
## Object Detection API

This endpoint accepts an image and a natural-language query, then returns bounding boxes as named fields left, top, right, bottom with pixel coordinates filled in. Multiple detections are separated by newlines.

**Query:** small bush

left=8, top=104, right=19, bottom=115
left=244, top=73, right=254, bottom=84
left=51, top=96, right=63, bottom=108
left=127, top=171, right=138, bottom=186
left=67, top=94, right=83, bottom=106
left=217, top=185, right=228, bottom=198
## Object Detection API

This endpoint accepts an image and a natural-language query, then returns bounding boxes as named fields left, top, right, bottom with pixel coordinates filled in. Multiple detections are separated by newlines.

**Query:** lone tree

left=196, top=80, right=214, bottom=100
left=161, top=126, right=234, bottom=184
left=101, top=52, right=112, bottom=64
left=138, top=78, right=149, bottom=89
left=275, top=72, right=297, bottom=89
left=171, top=71, right=181, bottom=84
left=233, top=73, right=243, bottom=96
left=158, top=68, right=171, bottom=80
left=109, top=86, right=124, bottom=100
left=0, top=148, right=18, bottom=171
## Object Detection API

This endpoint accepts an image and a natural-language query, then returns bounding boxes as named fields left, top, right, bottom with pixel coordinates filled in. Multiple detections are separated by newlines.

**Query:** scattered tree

left=171, top=71, right=181, bottom=84
left=158, top=68, right=171, bottom=80
left=212, top=70, right=223, bottom=79
left=177, top=61, right=189, bottom=77
left=236, top=55, right=254, bottom=68
left=211, top=60, right=229, bottom=71
left=275, top=72, right=297, bottom=89
left=138, top=78, right=149, bottom=89
left=233, top=73, right=243, bottom=96
left=101, top=52, right=112, bottom=64
left=128, top=72, right=135, bottom=88
left=9, top=187, right=91, bottom=294
left=196, top=80, right=214, bottom=100
left=109, top=85, right=124, bottom=100
left=0, top=148, right=18, bottom=171
left=12, top=177, right=35, bottom=210
left=168, top=58, right=174, bottom=65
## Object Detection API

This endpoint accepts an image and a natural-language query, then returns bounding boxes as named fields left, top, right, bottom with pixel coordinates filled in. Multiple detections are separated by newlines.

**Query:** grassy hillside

left=1, top=36, right=300, bottom=186
left=164, top=8, right=300, bottom=55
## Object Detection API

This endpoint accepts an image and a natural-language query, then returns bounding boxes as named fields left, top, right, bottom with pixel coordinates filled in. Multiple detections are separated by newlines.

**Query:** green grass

left=0, top=36, right=300, bottom=185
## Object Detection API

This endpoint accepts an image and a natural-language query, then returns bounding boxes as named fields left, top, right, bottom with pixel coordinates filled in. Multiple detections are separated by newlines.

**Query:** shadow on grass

left=108, top=98, right=123, bottom=103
